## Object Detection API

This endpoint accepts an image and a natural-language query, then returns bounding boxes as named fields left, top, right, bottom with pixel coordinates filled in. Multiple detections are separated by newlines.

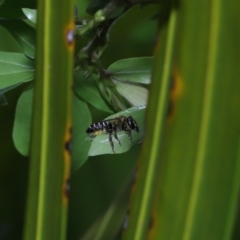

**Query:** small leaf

left=22, top=8, right=37, bottom=24
left=74, top=71, right=113, bottom=113
left=88, top=105, right=146, bottom=156
left=13, top=86, right=33, bottom=156
left=0, top=52, right=35, bottom=89
left=114, top=81, right=148, bottom=106
left=108, top=57, right=153, bottom=84
left=72, top=95, right=92, bottom=171
left=1, top=20, right=36, bottom=58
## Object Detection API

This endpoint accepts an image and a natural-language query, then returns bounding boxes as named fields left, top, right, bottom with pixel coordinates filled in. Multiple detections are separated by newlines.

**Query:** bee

left=86, top=116, right=139, bottom=153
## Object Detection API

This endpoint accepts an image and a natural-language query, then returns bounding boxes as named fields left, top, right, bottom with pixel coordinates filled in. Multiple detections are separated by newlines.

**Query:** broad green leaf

left=98, top=80, right=131, bottom=111
left=88, top=105, right=146, bottom=156
left=108, top=57, right=153, bottom=84
left=23, top=0, right=75, bottom=238
left=13, top=87, right=90, bottom=170
left=12, top=86, right=32, bottom=156
left=124, top=2, right=240, bottom=240
left=123, top=6, right=177, bottom=240
left=1, top=20, right=36, bottom=58
left=114, top=81, right=148, bottom=106
left=72, top=95, right=92, bottom=171
left=22, top=8, right=37, bottom=24
left=0, top=52, right=34, bottom=88
left=74, top=71, right=113, bottom=113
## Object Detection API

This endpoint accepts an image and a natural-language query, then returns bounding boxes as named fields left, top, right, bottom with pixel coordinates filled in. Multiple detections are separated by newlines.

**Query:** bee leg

left=125, top=130, right=132, bottom=143
left=109, top=133, right=115, bottom=154
left=113, top=129, right=121, bottom=146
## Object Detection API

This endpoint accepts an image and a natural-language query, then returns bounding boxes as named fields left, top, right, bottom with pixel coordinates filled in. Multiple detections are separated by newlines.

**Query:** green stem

left=123, top=3, right=178, bottom=239
left=23, top=0, right=74, bottom=239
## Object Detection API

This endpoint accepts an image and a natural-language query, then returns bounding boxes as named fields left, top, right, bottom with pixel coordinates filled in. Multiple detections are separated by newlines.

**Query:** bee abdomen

left=86, top=121, right=109, bottom=136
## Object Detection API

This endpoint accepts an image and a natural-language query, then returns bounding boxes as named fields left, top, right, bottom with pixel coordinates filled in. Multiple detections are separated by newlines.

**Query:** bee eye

left=127, top=117, right=135, bottom=129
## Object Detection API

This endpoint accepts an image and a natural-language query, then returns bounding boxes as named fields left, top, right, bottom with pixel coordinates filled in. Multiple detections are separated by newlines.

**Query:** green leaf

left=108, top=57, right=153, bottom=84
left=124, top=2, right=240, bottom=240
left=123, top=6, right=178, bottom=239
left=114, top=81, right=148, bottom=106
left=22, top=8, right=37, bottom=24
left=88, top=105, right=146, bottom=156
left=1, top=20, right=36, bottom=58
left=0, top=52, right=34, bottom=88
left=72, top=95, right=92, bottom=171
left=13, top=86, right=32, bottom=156
left=13, top=87, right=91, bottom=171
left=22, top=0, right=74, bottom=238
left=74, top=71, right=113, bottom=113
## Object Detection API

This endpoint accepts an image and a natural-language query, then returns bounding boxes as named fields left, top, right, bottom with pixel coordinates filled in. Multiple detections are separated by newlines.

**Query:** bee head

left=126, top=116, right=139, bottom=132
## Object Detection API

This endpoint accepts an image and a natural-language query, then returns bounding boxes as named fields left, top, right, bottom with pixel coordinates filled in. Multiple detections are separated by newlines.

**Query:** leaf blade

left=114, top=81, right=148, bottom=106
left=22, top=8, right=37, bottom=24
left=108, top=57, right=153, bottom=84
left=74, top=71, right=113, bottom=113
left=12, top=87, right=32, bottom=156
left=0, top=52, right=34, bottom=88
left=1, top=20, right=36, bottom=58
left=72, top=95, right=92, bottom=171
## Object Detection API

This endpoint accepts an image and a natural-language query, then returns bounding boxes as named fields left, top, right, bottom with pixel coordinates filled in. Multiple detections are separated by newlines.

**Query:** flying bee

left=86, top=116, right=139, bottom=153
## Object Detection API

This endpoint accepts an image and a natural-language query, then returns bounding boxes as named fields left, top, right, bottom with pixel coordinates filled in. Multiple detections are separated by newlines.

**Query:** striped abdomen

left=86, top=120, right=113, bottom=137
